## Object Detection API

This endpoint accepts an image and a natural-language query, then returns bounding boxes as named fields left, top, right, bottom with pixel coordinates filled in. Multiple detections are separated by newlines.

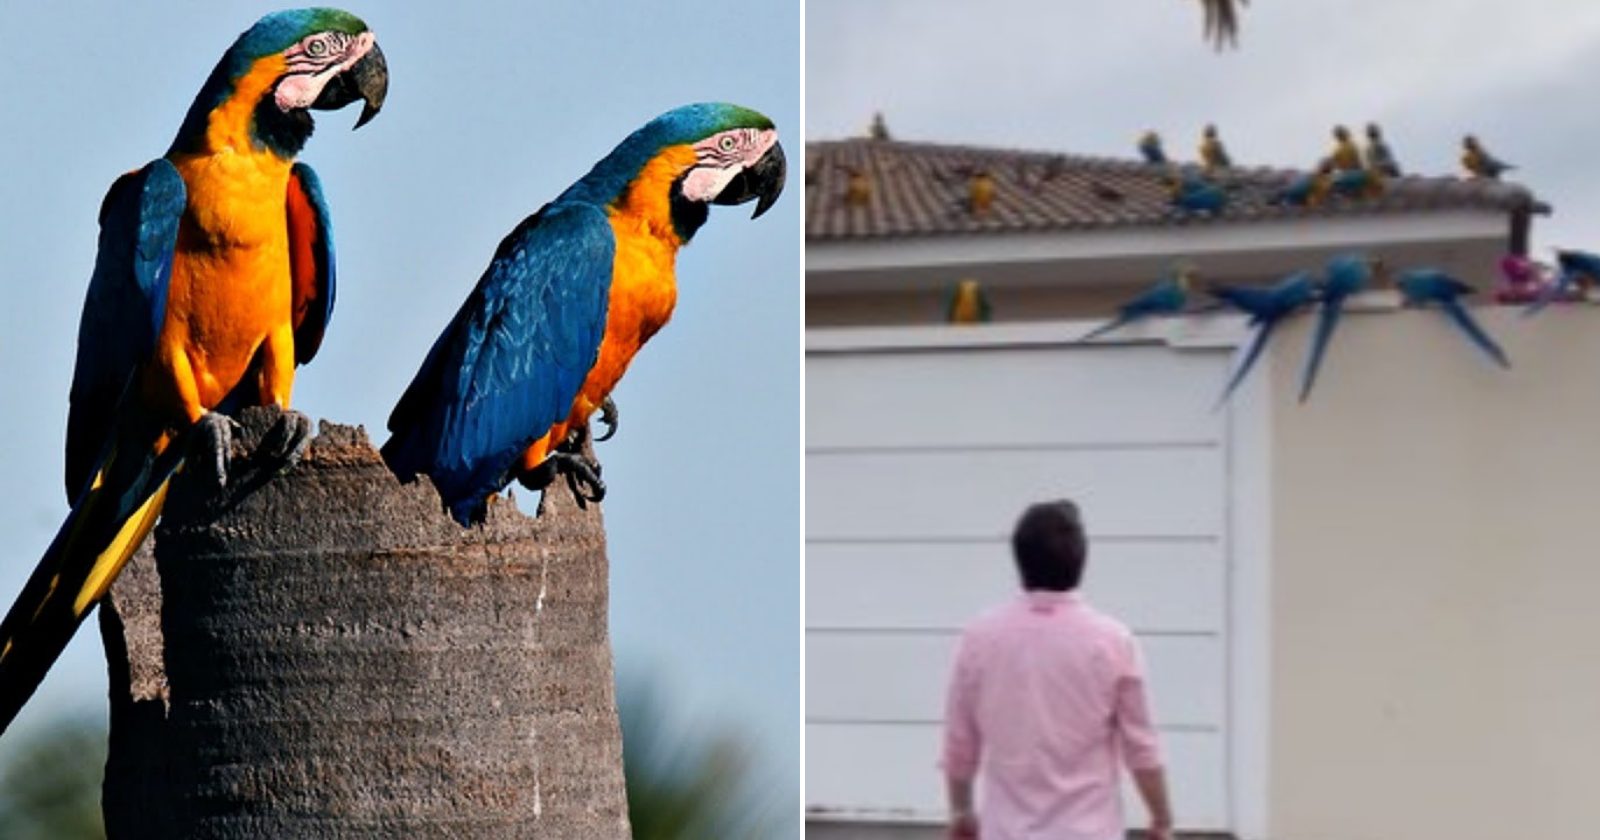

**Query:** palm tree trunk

left=97, top=408, right=630, bottom=839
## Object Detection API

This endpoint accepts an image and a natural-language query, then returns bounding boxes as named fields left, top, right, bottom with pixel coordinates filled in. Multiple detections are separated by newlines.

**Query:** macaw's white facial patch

left=273, top=30, right=376, bottom=112
left=680, top=127, right=780, bottom=202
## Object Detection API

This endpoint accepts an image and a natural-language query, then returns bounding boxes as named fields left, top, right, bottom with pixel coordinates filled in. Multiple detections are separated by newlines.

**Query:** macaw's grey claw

left=257, top=409, right=315, bottom=473
left=192, top=412, right=241, bottom=489
left=595, top=396, right=619, bottom=443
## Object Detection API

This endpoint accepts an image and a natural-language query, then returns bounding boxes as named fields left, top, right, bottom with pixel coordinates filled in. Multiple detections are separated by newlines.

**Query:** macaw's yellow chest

left=576, top=212, right=680, bottom=416
left=157, top=152, right=295, bottom=411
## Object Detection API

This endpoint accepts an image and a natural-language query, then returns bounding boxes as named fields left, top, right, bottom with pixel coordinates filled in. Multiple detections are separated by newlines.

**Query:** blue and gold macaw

left=1299, top=254, right=1379, bottom=403
left=1138, top=131, right=1167, bottom=165
left=1525, top=248, right=1600, bottom=315
left=1210, top=271, right=1317, bottom=405
left=1462, top=135, right=1514, bottom=180
left=1397, top=269, right=1510, bottom=368
left=1364, top=123, right=1401, bottom=177
left=0, top=9, right=386, bottom=735
left=1081, top=265, right=1195, bottom=341
left=1169, top=170, right=1228, bottom=215
left=382, top=103, right=786, bottom=525
left=946, top=279, right=992, bottom=324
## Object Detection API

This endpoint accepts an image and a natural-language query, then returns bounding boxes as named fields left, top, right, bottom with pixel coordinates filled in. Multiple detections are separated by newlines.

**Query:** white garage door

left=806, top=339, right=1234, bottom=830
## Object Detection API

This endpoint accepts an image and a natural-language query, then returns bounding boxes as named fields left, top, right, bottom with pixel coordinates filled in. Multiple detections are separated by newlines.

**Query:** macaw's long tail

left=0, top=418, right=184, bottom=735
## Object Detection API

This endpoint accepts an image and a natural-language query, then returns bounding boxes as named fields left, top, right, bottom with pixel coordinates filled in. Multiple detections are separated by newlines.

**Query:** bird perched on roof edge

left=1209, top=272, right=1318, bottom=406
left=1081, top=265, right=1196, bottom=341
left=946, top=279, right=992, bottom=324
left=1364, top=124, right=1401, bottom=177
left=1199, top=124, right=1233, bottom=172
left=1397, top=268, right=1510, bottom=368
left=1299, top=255, right=1380, bottom=402
left=1462, top=135, right=1514, bottom=180
left=1139, top=131, right=1167, bottom=165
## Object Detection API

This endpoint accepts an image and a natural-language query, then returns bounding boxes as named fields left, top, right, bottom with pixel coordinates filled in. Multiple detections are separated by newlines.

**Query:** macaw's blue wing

left=65, top=160, right=185, bottom=501
left=1217, top=319, right=1280, bottom=409
left=1298, top=296, right=1346, bottom=403
left=1080, top=278, right=1186, bottom=342
left=1439, top=298, right=1511, bottom=369
left=382, top=202, right=614, bottom=524
left=286, top=162, right=336, bottom=364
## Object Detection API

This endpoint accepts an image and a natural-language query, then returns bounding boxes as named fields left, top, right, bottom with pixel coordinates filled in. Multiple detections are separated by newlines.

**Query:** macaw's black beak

left=312, top=41, right=389, bottom=129
left=713, top=141, right=787, bottom=219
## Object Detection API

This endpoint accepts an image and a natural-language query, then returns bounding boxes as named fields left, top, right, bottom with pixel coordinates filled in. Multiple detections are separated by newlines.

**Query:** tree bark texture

left=96, top=408, right=630, bottom=839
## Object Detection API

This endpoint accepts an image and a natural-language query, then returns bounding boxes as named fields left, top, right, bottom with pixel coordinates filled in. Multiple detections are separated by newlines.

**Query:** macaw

left=1138, top=131, right=1167, bottom=165
left=966, top=171, right=996, bottom=216
left=381, top=103, right=785, bottom=525
left=1299, top=255, right=1379, bottom=403
left=946, top=279, right=992, bottom=325
left=869, top=112, right=891, bottom=141
left=1364, top=123, right=1401, bottom=177
left=843, top=166, right=871, bottom=208
left=1209, top=272, right=1318, bottom=405
left=1329, top=126, right=1362, bottom=171
left=1272, top=162, right=1333, bottom=207
left=1525, top=248, right=1600, bottom=314
left=1169, top=170, right=1228, bottom=214
left=1198, top=0, right=1247, bottom=49
left=1462, top=135, right=1514, bottom=180
left=1397, top=269, right=1510, bottom=368
left=0, top=9, right=387, bottom=736
left=1080, top=265, right=1195, bottom=341
left=1199, top=125, right=1232, bottom=172
left=1330, top=165, right=1384, bottom=200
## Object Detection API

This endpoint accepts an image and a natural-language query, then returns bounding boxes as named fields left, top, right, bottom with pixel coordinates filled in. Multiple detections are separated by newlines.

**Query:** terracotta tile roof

left=805, top=137, right=1547, bottom=242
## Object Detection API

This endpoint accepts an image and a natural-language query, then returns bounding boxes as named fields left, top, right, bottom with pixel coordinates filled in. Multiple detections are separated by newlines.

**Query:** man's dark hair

left=1011, top=500, right=1087, bottom=591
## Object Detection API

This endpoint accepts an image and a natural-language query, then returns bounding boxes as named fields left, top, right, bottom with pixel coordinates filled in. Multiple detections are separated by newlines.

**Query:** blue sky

left=0, top=0, right=799, bottom=827
left=808, top=0, right=1600, bottom=254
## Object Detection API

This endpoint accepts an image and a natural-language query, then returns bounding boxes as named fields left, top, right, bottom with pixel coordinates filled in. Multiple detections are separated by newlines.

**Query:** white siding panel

left=807, top=447, right=1223, bottom=541
left=806, top=631, right=1224, bottom=729
left=805, top=540, right=1224, bottom=633
left=806, top=346, right=1226, bottom=450
left=806, top=722, right=1228, bottom=829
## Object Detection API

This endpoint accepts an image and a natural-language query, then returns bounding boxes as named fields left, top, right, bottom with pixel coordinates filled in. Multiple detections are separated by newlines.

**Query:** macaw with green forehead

left=0, top=8, right=387, bottom=735
left=383, top=103, right=786, bottom=524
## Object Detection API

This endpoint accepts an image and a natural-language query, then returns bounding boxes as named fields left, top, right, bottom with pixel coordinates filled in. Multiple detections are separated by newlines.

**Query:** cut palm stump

left=98, top=407, right=629, bottom=839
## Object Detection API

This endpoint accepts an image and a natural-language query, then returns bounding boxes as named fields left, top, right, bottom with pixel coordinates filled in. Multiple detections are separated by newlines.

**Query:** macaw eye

left=306, top=38, right=329, bottom=58
left=718, top=135, right=737, bottom=153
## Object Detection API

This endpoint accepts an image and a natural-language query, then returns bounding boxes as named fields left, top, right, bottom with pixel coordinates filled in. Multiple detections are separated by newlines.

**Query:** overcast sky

left=0, top=1, right=799, bottom=826
left=807, top=0, right=1600, bottom=253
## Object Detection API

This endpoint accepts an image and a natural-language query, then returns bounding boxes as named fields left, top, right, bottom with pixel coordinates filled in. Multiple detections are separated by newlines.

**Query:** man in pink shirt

left=941, top=500, right=1173, bottom=840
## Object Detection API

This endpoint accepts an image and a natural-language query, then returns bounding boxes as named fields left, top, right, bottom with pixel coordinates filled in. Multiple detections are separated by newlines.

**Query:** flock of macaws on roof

left=935, top=120, right=1595, bottom=407
left=0, top=9, right=786, bottom=737
left=1143, top=123, right=1517, bottom=215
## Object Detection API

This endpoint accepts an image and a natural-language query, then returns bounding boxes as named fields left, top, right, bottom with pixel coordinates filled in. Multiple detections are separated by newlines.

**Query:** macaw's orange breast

left=157, top=148, right=296, bottom=410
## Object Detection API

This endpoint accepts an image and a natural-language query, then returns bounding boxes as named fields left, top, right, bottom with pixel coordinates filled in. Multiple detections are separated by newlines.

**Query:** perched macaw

left=382, top=103, right=785, bottom=525
left=1364, top=123, right=1401, bottom=177
left=1526, top=248, right=1600, bottom=314
left=966, top=171, right=996, bottom=216
left=1330, top=165, right=1384, bottom=200
left=946, top=279, right=992, bottom=325
left=1169, top=170, right=1228, bottom=214
left=869, top=112, right=891, bottom=141
left=1209, top=272, right=1318, bottom=405
left=1397, top=269, right=1510, bottom=368
left=1299, top=255, right=1379, bottom=403
left=1199, top=125, right=1232, bottom=172
left=1329, top=126, right=1362, bottom=171
left=1080, top=266, right=1195, bottom=341
left=1272, top=162, right=1333, bottom=207
left=1138, top=131, right=1167, bottom=165
left=1462, top=135, right=1514, bottom=180
left=0, top=9, right=387, bottom=736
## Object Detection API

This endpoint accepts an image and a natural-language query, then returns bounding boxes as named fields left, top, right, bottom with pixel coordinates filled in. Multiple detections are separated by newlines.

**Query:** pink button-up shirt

left=941, top=591, right=1163, bottom=840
